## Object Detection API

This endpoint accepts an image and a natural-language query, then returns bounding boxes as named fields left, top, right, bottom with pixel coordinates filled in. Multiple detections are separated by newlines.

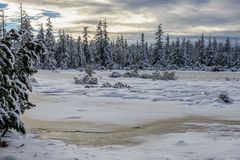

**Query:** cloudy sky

left=0, top=0, right=239, bottom=42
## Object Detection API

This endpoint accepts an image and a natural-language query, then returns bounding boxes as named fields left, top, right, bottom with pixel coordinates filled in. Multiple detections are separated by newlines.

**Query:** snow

left=1, top=70, right=240, bottom=160
left=27, top=70, right=240, bottom=123
left=1, top=123, right=240, bottom=160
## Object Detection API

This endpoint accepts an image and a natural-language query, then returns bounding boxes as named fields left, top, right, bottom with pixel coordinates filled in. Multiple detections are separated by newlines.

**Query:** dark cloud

left=2, top=0, right=240, bottom=41
left=113, top=0, right=210, bottom=9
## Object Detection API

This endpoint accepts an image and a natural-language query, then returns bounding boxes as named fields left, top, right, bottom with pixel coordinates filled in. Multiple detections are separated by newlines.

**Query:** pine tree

left=185, top=39, right=194, bottom=67
left=233, top=39, right=240, bottom=68
left=164, top=34, right=171, bottom=66
left=36, top=23, right=45, bottom=69
left=102, top=19, right=111, bottom=67
left=153, top=24, right=164, bottom=67
left=93, top=19, right=111, bottom=68
left=0, top=29, right=44, bottom=141
left=36, top=24, right=44, bottom=42
left=0, top=10, right=6, bottom=38
left=76, top=36, right=85, bottom=67
left=171, top=38, right=185, bottom=68
left=44, top=17, right=56, bottom=70
left=134, top=40, right=140, bottom=65
left=55, top=30, right=68, bottom=69
left=199, top=33, right=206, bottom=65
left=67, top=35, right=78, bottom=69
left=82, top=27, right=92, bottom=65
left=21, top=10, right=33, bottom=43
left=94, top=20, right=103, bottom=65
left=140, top=33, right=146, bottom=64
left=206, top=37, right=215, bottom=66
left=223, top=37, right=232, bottom=67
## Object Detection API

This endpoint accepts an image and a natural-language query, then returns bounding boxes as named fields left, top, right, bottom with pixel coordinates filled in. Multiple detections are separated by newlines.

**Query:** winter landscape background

left=0, top=0, right=240, bottom=160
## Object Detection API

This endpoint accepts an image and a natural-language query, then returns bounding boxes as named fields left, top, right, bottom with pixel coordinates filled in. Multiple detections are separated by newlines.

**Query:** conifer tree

left=77, top=36, right=85, bottom=67
left=0, top=29, right=44, bottom=142
left=36, top=23, right=45, bottom=69
left=164, top=34, right=171, bottom=66
left=44, top=17, right=56, bottom=70
left=153, top=24, right=164, bottom=67
left=0, top=10, right=6, bottom=38
left=102, top=19, right=111, bottom=67
left=140, top=33, right=146, bottom=64
left=83, top=27, right=92, bottom=65
left=171, top=38, right=184, bottom=67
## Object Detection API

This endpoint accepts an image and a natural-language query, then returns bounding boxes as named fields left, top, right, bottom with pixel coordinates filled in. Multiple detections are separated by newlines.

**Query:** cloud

left=0, top=0, right=239, bottom=41
left=0, top=2, right=8, bottom=9
left=42, top=10, right=61, bottom=18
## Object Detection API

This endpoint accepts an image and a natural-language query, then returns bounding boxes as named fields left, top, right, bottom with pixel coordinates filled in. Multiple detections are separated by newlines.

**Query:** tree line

left=1, top=8, right=240, bottom=71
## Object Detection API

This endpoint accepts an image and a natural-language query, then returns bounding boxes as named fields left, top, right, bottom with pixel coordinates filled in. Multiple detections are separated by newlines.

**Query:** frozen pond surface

left=1, top=70, right=240, bottom=160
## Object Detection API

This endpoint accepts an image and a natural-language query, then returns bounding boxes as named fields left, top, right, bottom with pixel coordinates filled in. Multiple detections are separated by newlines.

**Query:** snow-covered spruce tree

left=164, top=34, right=171, bottom=67
left=140, top=33, right=147, bottom=65
left=212, top=37, right=218, bottom=66
left=102, top=19, right=112, bottom=68
left=185, top=39, right=194, bottom=67
left=21, top=10, right=34, bottom=43
left=134, top=41, right=140, bottom=65
left=76, top=36, right=85, bottom=67
left=82, top=27, right=92, bottom=65
left=36, top=23, right=45, bottom=69
left=114, top=36, right=125, bottom=67
left=199, top=33, right=206, bottom=65
left=55, top=30, right=69, bottom=69
left=43, top=17, right=56, bottom=70
left=67, top=34, right=78, bottom=69
left=232, top=39, right=240, bottom=68
left=206, top=37, right=215, bottom=67
left=152, top=24, right=164, bottom=67
left=224, top=37, right=232, bottom=67
left=0, top=10, right=7, bottom=38
left=94, top=20, right=103, bottom=66
left=0, top=29, right=44, bottom=143
left=171, top=38, right=185, bottom=68
left=93, top=19, right=111, bottom=68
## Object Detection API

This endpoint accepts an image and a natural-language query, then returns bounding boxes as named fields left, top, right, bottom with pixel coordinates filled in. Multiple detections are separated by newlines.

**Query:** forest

left=1, top=8, right=240, bottom=72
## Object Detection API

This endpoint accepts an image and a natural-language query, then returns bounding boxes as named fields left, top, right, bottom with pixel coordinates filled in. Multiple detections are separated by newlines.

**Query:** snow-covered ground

left=1, top=70, right=240, bottom=160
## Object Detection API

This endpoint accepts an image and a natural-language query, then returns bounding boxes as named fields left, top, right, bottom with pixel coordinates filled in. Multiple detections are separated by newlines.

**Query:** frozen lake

left=2, top=70, right=240, bottom=160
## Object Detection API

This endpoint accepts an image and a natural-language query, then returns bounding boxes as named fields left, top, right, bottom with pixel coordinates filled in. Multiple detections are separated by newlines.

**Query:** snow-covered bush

left=113, top=82, right=131, bottom=88
left=0, top=29, right=44, bottom=142
left=161, top=71, right=178, bottom=80
left=101, top=82, right=112, bottom=88
left=152, top=71, right=162, bottom=80
left=85, top=64, right=94, bottom=76
left=219, top=93, right=233, bottom=104
left=101, top=82, right=130, bottom=88
left=109, top=71, right=122, bottom=78
left=211, top=66, right=224, bottom=72
left=152, top=71, right=178, bottom=81
left=74, top=65, right=98, bottom=85
left=123, top=70, right=139, bottom=78
left=74, top=75, right=98, bottom=85
left=139, top=73, right=153, bottom=79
